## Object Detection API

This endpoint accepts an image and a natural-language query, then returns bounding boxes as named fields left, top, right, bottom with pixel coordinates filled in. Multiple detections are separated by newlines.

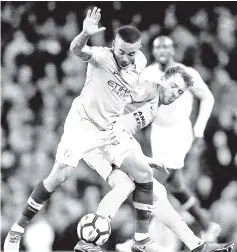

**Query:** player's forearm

left=70, top=31, right=91, bottom=59
left=194, top=94, right=214, bottom=137
left=120, top=101, right=157, bottom=135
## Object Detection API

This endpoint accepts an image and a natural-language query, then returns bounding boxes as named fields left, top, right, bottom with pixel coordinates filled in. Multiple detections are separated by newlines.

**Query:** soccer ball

left=77, top=213, right=111, bottom=246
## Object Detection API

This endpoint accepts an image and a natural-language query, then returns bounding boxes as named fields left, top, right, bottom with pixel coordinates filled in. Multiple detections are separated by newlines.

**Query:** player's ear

left=152, top=46, right=156, bottom=57
left=112, top=40, right=115, bottom=50
left=151, top=45, right=155, bottom=57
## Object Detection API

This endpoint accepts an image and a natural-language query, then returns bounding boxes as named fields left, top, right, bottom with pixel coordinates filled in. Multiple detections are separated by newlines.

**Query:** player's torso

left=79, top=48, right=146, bottom=130
left=141, top=62, right=194, bottom=126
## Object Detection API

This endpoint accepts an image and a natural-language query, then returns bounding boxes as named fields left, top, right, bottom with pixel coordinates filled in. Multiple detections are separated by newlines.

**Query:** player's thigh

left=104, top=133, right=153, bottom=183
left=120, top=142, right=153, bottom=183
left=84, top=148, right=135, bottom=193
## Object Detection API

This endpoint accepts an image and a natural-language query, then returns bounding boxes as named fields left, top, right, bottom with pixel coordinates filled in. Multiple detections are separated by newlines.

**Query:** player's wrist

left=81, top=30, right=92, bottom=38
left=194, top=131, right=204, bottom=138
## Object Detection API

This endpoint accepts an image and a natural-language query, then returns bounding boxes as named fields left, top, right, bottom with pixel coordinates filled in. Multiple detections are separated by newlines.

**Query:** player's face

left=113, top=36, right=141, bottom=68
left=152, top=38, right=175, bottom=64
left=160, top=74, right=187, bottom=105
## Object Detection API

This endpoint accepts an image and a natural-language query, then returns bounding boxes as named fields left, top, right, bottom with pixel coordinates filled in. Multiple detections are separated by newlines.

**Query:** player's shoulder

left=135, top=51, right=147, bottom=73
left=90, top=46, right=111, bottom=55
left=88, top=46, right=114, bottom=66
left=139, top=63, right=160, bottom=80
left=175, top=62, right=198, bottom=76
left=175, top=62, right=206, bottom=88
left=143, top=62, right=158, bottom=72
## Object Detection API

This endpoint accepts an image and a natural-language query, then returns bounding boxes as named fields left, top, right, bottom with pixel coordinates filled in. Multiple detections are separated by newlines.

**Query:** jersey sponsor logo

left=133, top=111, right=146, bottom=131
left=108, top=80, right=130, bottom=98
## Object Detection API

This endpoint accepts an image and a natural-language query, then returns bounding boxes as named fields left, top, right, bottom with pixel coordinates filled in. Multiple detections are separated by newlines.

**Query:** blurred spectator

left=24, top=217, right=55, bottom=252
left=210, top=181, right=237, bottom=251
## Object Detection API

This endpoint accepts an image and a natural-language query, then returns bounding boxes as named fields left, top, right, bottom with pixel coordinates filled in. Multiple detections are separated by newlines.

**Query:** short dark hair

left=117, top=26, right=141, bottom=44
left=164, top=66, right=194, bottom=87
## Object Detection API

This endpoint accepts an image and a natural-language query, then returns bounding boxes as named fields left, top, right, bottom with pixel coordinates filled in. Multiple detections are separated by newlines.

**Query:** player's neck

left=158, top=60, right=175, bottom=72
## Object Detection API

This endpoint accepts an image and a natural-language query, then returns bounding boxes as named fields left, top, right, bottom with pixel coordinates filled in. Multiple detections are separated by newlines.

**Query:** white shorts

left=84, top=135, right=141, bottom=181
left=56, top=97, right=137, bottom=168
left=150, top=119, right=193, bottom=169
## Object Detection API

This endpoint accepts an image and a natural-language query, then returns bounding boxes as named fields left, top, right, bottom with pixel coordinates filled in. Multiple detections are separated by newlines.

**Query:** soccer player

left=140, top=35, right=220, bottom=241
left=3, top=7, right=154, bottom=252
left=116, top=35, right=220, bottom=251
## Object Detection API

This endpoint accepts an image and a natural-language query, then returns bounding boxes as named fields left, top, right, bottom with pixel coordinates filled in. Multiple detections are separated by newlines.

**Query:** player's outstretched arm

left=145, top=156, right=169, bottom=174
left=188, top=68, right=214, bottom=138
left=70, top=7, right=106, bottom=61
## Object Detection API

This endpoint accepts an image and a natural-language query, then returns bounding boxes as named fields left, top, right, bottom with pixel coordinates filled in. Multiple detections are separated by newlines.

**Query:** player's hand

left=104, top=130, right=120, bottom=145
left=146, top=157, right=169, bottom=174
left=83, top=7, right=106, bottom=36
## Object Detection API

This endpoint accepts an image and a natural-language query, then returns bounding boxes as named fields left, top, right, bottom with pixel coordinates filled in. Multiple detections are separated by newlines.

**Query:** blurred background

left=1, top=1, right=237, bottom=252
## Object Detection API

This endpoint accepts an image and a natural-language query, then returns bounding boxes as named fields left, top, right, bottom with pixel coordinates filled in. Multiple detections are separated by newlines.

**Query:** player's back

left=140, top=62, right=194, bottom=126
left=78, top=46, right=147, bottom=130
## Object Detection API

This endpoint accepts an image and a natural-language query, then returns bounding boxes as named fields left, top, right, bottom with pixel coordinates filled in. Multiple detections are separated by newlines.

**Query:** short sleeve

left=135, top=51, right=147, bottom=74
left=84, top=46, right=108, bottom=67
left=139, top=67, right=153, bottom=82
left=187, top=67, right=207, bottom=89
left=138, top=64, right=160, bottom=83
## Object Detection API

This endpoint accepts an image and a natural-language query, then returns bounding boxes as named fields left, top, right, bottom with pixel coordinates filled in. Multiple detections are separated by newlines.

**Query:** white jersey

left=78, top=46, right=147, bottom=130
left=139, top=62, right=194, bottom=126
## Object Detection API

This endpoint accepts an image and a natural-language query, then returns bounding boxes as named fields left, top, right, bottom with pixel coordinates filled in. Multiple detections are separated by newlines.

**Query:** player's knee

left=107, top=169, right=135, bottom=194
left=153, top=180, right=167, bottom=207
left=136, top=165, right=153, bottom=183
left=47, top=163, right=74, bottom=186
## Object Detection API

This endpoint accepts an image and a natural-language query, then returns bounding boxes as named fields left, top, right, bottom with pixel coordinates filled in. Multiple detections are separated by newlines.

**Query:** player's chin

left=121, top=63, right=129, bottom=68
left=158, top=57, right=168, bottom=64
left=163, top=99, right=174, bottom=105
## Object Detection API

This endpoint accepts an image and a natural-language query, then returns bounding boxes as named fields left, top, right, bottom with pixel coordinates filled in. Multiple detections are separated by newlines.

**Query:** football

left=77, top=213, right=111, bottom=246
